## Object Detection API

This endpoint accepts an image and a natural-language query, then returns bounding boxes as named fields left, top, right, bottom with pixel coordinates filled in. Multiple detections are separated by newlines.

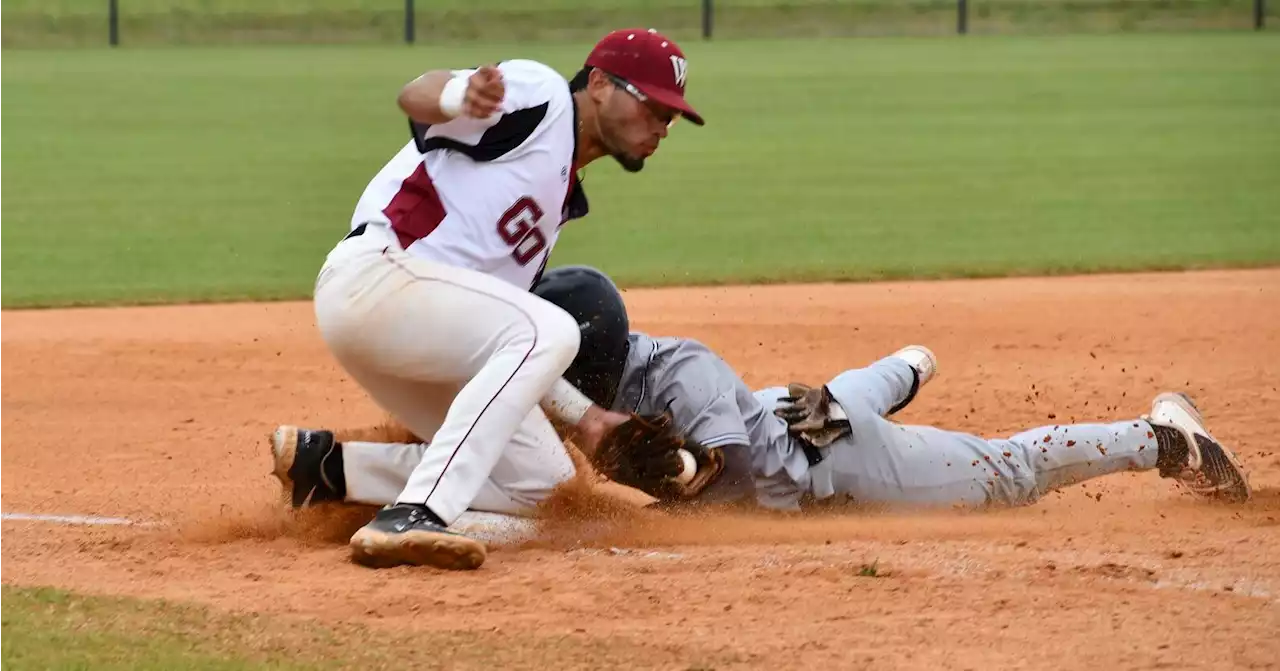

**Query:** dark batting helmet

left=532, top=265, right=630, bottom=409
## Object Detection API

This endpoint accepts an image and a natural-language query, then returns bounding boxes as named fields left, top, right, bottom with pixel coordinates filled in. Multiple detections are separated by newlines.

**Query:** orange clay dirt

left=3, top=269, right=1279, bottom=670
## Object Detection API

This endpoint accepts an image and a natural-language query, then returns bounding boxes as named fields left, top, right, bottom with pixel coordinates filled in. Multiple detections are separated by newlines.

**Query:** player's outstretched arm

left=564, top=405, right=631, bottom=459
left=397, top=65, right=505, bottom=125
left=541, top=378, right=630, bottom=458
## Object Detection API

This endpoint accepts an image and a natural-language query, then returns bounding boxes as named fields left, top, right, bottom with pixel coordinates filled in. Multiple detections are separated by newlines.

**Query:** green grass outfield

left=1, top=586, right=719, bottom=669
left=3, top=33, right=1279, bottom=308
left=2, top=587, right=324, bottom=671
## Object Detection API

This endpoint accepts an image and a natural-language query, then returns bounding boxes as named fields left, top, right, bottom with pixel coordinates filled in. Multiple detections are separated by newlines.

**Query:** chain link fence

left=1, top=0, right=1270, bottom=48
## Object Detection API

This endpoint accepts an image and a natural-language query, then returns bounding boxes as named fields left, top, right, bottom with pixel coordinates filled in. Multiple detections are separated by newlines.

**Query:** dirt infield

left=3, top=269, right=1279, bottom=669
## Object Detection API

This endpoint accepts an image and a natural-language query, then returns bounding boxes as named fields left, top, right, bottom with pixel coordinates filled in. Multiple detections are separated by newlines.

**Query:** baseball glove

left=589, top=410, right=725, bottom=502
left=774, top=382, right=850, bottom=448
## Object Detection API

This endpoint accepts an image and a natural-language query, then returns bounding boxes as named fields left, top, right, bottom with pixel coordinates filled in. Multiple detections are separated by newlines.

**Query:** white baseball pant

left=312, top=221, right=578, bottom=523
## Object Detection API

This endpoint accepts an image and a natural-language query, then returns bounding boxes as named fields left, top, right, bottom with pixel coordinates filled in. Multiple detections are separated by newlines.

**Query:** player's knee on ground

left=501, top=457, right=576, bottom=509
left=468, top=410, right=579, bottom=514
left=471, top=468, right=575, bottom=514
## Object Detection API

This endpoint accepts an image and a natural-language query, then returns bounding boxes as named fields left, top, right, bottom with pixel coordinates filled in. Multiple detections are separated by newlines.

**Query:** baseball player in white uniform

left=276, top=268, right=1251, bottom=527
left=303, top=28, right=705, bottom=571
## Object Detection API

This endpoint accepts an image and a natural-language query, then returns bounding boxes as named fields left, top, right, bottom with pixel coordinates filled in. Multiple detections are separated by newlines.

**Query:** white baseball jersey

left=349, top=59, right=588, bottom=290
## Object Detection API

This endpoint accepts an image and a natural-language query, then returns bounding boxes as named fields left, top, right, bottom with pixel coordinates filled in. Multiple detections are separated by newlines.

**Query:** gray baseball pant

left=807, top=357, right=1159, bottom=507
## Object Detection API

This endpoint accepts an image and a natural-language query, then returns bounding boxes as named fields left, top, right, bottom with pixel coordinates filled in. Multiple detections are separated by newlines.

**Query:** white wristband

left=541, top=378, right=594, bottom=425
left=438, top=75, right=468, bottom=119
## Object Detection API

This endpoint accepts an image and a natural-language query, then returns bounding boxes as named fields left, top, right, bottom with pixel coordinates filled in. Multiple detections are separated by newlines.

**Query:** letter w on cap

left=669, top=55, right=688, bottom=88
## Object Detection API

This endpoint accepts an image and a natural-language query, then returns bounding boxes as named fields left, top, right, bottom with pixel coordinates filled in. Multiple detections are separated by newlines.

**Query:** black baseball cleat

left=269, top=425, right=345, bottom=507
left=349, top=503, right=487, bottom=571
left=1146, top=393, right=1251, bottom=503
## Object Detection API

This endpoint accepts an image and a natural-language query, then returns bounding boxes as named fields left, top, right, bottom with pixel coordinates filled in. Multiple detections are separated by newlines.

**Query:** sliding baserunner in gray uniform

left=597, top=333, right=1250, bottom=510
left=269, top=267, right=1251, bottom=517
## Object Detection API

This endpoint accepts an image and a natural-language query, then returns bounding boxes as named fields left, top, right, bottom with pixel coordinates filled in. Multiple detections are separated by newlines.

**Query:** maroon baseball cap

left=584, top=28, right=704, bottom=126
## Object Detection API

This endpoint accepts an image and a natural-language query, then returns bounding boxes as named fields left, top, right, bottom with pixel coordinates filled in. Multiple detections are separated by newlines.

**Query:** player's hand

left=464, top=66, right=505, bottom=118
left=573, top=406, right=631, bottom=458
left=775, top=383, right=832, bottom=432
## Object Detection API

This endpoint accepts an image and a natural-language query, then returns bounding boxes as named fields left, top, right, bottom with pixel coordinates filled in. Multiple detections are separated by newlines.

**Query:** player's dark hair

left=568, top=67, right=592, bottom=93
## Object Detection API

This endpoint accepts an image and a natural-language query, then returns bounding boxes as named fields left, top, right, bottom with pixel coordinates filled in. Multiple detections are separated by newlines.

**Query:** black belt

left=801, top=440, right=825, bottom=467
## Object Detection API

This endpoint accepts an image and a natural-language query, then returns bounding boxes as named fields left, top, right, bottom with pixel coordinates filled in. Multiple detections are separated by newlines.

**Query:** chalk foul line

left=1, top=512, right=157, bottom=527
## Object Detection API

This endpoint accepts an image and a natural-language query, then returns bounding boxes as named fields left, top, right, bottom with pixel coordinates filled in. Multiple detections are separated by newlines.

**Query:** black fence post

left=405, top=0, right=415, bottom=44
left=702, top=0, right=714, bottom=39
left=108, top=0, right=119, bottom=46
left=957, top=0, right=968, bottom=34
left=1256, top=0, right=1266, bottom=29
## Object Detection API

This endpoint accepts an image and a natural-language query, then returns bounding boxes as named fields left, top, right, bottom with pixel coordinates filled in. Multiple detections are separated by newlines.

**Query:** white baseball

left=674, top=449, right=697, bottom=485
